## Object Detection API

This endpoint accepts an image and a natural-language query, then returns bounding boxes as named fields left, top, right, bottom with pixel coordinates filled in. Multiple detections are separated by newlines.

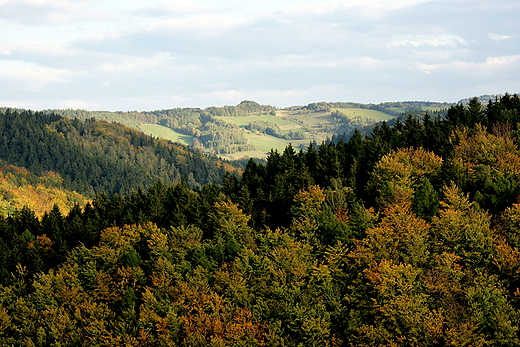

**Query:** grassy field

left=141, top=124, right=193, bottom=146
left=142, top=110, right=393, bottom=159
left=244, top=133, right=309, bottom=153
left=217, top=115, right=302, bottom=131
left=330, top=108, right=394, bottom=121
left=387, top=107, right=407, bottom=113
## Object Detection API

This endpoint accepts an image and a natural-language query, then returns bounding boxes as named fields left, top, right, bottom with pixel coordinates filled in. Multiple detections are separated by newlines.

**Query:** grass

left=330, top=108, right=394, bottom=121
left=244, top=133, right=310, bottom=153
left=141, top=124, right=194, bottom=146
left=387, top=107, right=407, bottom=113
left=217, top=115, right=300, bottom=129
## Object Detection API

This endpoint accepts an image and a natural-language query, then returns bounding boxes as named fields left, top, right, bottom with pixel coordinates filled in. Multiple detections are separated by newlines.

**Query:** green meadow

left=217, top=115, right=301, bottom=131
left=387, top=107, right=407, bottom=113
left=141, top=124, right=194, bottom=146
left=330, top=108, right=394, bottom=121
left=244, top=133, right=310, bottom=153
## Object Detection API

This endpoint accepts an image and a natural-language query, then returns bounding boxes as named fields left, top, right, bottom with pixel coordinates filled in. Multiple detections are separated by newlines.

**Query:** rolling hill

left=44, top=100, right=452, bottom=160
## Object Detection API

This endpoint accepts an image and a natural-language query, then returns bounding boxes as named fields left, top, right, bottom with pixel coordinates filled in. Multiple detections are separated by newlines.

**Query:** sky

left=0, top=0, right=519, bottom=111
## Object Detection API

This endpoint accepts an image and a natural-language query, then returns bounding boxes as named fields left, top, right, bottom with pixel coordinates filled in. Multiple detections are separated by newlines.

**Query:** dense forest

left=1, top=94, right=520, bottom=345
left=0, top=109, right=234, bottom=197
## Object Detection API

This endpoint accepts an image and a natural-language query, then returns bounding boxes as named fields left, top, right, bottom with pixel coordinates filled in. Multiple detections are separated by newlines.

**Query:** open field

left=330, top=108, right=394, bottom=121
left=214, top=132, right=312, bottom=160
left=387, top=107, right=407, bottom=113
left=217, top=115, right=302, bottom=132
left=142, top=109, right=394, bottom=159
left=141, top=124, right=193, bottom=146
left=244, top=132, right=310, bottom=153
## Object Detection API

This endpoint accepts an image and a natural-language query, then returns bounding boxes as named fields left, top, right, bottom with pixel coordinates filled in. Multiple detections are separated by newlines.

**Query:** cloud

left=387, top=35, right=467, bottom=48
left=1, top=0, right=520, bottom=110
left=147, top=14, right=245, bottom=34
left=281, top=0, right=431, bottom=18
left=489, top=33, right=513, bottom=42
left=417, top=54, right=520, bottom=76
left=0, top=41, right=80, bottom=57
left=0, top=59, right=71, bottom=91
left=57, top=99, right=100, bottom=109
left=0, top=0, right=90, bottom=24
left=100, top=52, right=174, bottom=73
left=132, top=0, right=219, bottom=17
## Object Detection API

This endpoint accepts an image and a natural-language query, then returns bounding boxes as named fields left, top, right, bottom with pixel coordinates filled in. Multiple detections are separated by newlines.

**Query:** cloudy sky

left=1, top=0, right=519, bottom=111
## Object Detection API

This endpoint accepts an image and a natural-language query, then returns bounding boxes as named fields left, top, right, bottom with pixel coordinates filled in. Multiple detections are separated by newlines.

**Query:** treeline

left=205, top=100, right=276, bottom=117
left=0, top=109, right=231, bottom=196
left=2, top=95, right=520, bottom=345
left=47, top=109, right=152, bottom=131
left=296, top=100, right=450, bottom=118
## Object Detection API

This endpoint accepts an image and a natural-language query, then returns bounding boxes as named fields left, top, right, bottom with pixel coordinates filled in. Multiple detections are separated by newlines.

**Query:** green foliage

left=1, top=94, right=520, bottom=345
left=0, top=109, right=231, bottom=197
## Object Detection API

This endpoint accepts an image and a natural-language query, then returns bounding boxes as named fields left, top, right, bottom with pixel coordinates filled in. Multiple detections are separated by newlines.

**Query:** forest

left=0, top=109, right=234, bottom=198
left=0, top=94, right=520, bottom=345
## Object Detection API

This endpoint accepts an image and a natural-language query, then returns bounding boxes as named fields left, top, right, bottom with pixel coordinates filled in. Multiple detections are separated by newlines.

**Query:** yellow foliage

left=372, top=147, right=442, bottom=205
left=353, top=201, right=430, bottom=266
left=293, top=185, right=326, bottom=218
left=0, top=167, right=90, bottom=217
left=453, top=126, right=520, bottom=182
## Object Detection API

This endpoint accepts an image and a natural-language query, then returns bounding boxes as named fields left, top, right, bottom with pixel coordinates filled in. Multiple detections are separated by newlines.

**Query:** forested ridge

left=1, top=94, right=520, bottom=345
left=0, top=109, right=233, bottom=198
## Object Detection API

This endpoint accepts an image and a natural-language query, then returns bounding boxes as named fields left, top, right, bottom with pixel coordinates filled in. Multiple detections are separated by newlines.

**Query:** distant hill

left=457, top=93, right=519, bottom=105
left=39, top=100, right=452, bottom=159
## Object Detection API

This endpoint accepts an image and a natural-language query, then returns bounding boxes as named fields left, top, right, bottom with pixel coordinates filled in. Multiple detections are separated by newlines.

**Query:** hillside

left=0, top=109, right=236, bottom=198
left=45, top=100, right=452, bottom=159
left=1, top=94, right=520, bottom=345
left=0, top=163, right=90, bottom=217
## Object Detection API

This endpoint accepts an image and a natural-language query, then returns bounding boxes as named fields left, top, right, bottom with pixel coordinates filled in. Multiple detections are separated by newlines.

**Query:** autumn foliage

left=1, top=95, right=520, bottom=345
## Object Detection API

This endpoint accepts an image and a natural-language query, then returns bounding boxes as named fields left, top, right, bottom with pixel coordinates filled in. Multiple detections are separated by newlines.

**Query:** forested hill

left=37, top=99, right=451, bottom=159
left=2, top=94, right=520, bottom=345
left=0, top=109, right=233, bottom=197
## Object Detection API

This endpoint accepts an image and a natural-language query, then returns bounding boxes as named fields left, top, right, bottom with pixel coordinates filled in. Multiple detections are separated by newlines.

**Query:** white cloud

left=133, top=0, right=218, bottom=17
left=146, top=14, right=245, bottom=34
left=387, top=35, right=467, bottom=48
left=101, top=52, right=173, bottom=73
left=198, top=90, right=248, bottom=103
left=57, top=99, right=100, bottom=109
left=0, top=0, right=519, bottom=110
left=417, top=54, right=520, bottom=75
left=485, top=55, right=520, bottom=67
left=0, top=41, right=80, bottom=57
left=0, top=60, right=71, bottom=91
left=249, top=54, right=383, bottom=72
left=0, top=0, right=90, bottom=24
left=488, top=33, right=513, bottom=42
left=282, top=0, right=431, bottom=18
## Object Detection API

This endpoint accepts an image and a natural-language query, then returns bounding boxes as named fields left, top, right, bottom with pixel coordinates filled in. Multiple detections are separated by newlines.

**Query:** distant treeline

left=285, top=100, right=452, bottom=117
